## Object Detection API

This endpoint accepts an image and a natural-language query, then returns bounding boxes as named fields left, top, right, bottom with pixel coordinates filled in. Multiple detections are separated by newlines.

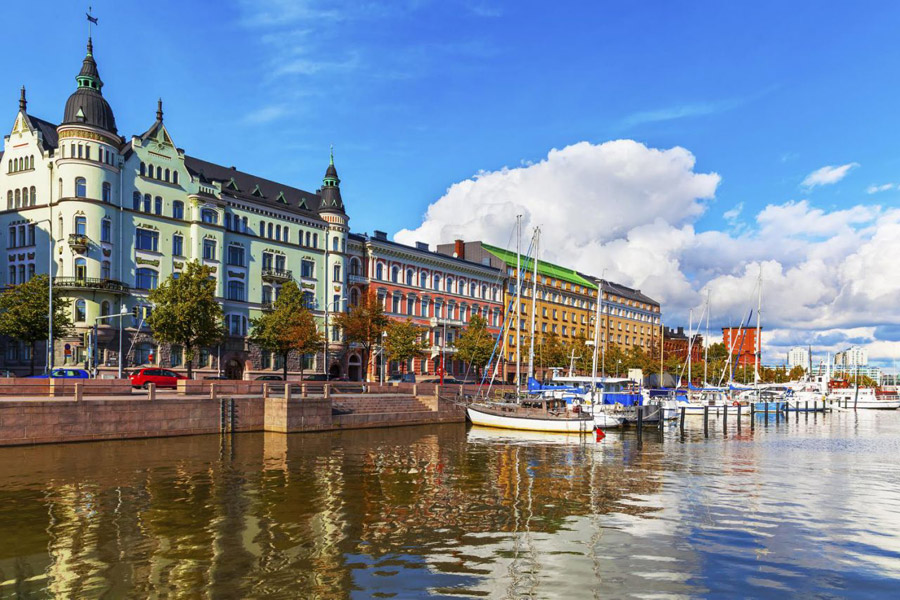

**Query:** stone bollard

left=324, top=384, right=330, bottom=400
left=263, top=383, right=270, bottom=398
left=148, top=382, right=156, bottom=401
left=301, top=384, right=308, bottom=398
left=74, top=382, right=83, bottom=402
left=284, top=382, right=292, bottom=402
left=412, top=384, right=418, bottom=396
left=210, top=383, right=217, bottom=401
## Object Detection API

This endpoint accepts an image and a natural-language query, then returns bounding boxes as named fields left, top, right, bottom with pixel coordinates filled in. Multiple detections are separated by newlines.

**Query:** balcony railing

left=261, top=301, right=276, bottom=311
left=261, top=267, right=293, bottom=282
left=429, top=345, right=458, bottom=358
left=67, top=233, right=89, bottom=253
left=430, top=316, right=464, bottom=328
left=54, top=277, right=129, bottom=294
left=348, top=273, right=368, bottom=285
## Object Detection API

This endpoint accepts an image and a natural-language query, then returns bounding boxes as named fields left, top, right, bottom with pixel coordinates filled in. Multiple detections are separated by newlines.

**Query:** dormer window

left=253, top=185, right=265, bottom=198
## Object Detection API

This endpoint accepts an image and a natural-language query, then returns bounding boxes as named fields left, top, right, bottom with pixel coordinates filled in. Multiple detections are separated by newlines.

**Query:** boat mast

left=527, top=227, right=539, bottom=382
left=688, top=307, right=692, bottom=387
left=755, top=265, right=762, bottom=386
left=704, top=289, right=710, bottom=387
left=590, top=276, right=603, bottom=402
left=514, top=215, right=522, bottom=396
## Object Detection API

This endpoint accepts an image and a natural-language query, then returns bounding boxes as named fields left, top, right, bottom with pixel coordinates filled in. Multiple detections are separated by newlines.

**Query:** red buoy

left=595, top=428, right=606, bottom=442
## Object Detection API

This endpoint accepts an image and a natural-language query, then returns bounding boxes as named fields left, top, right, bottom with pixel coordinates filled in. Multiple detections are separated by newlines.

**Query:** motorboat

left=827, top=387, right=900, bottom=410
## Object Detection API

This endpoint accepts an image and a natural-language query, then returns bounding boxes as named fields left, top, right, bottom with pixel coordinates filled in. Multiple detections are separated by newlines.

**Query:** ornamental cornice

left=367, top=243, right=501, bottom=279
left=57, top=127, right=120, bottom=147
left=136, top=257, right=160, bottom=267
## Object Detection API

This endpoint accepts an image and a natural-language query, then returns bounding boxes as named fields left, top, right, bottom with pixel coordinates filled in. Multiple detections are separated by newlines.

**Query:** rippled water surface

left=1, top=411, right=899, bottom=598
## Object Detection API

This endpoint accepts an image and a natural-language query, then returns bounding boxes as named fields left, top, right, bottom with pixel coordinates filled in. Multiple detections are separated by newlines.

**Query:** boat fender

left=732, top=401, right=740, bottom=407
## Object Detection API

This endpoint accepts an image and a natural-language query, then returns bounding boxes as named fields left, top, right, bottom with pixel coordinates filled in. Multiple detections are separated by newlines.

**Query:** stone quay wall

left=0, top=381, right=466, bottom=447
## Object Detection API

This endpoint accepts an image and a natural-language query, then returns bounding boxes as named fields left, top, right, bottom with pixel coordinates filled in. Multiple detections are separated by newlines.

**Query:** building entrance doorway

left=225, top=359, right=243, bottom=380
left=347, top=354, right=362, bottom=381
left=329, top=362, right=342, bottom=379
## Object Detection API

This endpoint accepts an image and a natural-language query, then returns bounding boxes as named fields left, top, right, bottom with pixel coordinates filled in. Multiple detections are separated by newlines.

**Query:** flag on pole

left=86, top=13, right=98, bottom=24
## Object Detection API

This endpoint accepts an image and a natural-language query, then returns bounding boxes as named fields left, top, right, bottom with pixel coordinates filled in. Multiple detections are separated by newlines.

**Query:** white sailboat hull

left=466, top=405, right=595, bottom=433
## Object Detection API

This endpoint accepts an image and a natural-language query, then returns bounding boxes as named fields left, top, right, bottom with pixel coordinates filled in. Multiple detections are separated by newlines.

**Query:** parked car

left=129, top=368, right=188, bottom=389
left=387, top=373, right=416, bottom=383
left=202, top=375, right=229, bottom=380
left=255, top=374, right=284, bottom=381
left=420, top=377, right=463, bottom=385
left=30, top=368, right=90, bottom=379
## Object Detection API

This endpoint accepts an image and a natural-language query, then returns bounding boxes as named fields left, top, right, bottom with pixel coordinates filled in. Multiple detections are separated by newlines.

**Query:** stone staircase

left=332, top=395, right=433, bottom=415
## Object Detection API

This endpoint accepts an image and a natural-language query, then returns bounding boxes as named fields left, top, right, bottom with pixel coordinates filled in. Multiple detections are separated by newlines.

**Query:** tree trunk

left=186, top=345, right=193, bottom=379
left=282, top=351, right=289, bottom=380
left=30, top=340, right=36, bottom=376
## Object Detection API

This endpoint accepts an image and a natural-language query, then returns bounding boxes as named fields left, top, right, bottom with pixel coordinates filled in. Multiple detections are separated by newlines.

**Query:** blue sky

left=5, top=1, right=900, bottom=364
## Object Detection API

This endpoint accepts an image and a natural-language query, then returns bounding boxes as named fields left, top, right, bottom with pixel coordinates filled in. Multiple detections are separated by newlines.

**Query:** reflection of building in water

left=0, top=425, right=668, bottom=597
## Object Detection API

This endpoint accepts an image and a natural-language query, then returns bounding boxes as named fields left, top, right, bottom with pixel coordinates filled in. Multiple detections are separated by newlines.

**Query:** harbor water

left=1, top=411, right=899, bottom=598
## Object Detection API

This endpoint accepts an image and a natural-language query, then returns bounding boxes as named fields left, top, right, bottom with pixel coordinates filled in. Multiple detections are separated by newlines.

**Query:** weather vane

left=86, top=6, right=98, bottom=38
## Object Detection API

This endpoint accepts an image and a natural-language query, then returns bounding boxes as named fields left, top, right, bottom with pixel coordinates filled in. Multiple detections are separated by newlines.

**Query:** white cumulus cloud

left=394, top=141, right=900, bottom=366
left=801, top=162, right=859, bottom=189
left=866, top=183, right=894, bottom=194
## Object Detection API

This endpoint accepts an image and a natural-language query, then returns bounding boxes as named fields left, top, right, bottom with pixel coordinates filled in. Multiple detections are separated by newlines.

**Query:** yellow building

left=596, top=279, right=662, bottom=363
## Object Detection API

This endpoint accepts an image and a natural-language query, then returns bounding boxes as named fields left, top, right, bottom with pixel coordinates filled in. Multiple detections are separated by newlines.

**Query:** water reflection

left=0, top=413, right=899, bottom=598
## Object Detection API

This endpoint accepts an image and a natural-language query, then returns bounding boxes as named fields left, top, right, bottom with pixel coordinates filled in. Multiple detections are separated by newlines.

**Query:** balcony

left=348, top=273, right=368, bottom=285
left=430, top=316, right=464, bottom=329
left=261, top=267, right=293, bottom=283
left=429, top=345, right=458, bottom=358
left=261, top=301, right=276, bottom=311
left=54, top=277, right=129, bottom=295
left=68, top=233, right=90, bottom=253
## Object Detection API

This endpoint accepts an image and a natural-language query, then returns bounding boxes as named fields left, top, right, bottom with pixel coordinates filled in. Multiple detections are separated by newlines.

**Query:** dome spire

left=61, top=34, right=117, bottom=134
left=19, top=86, right=26, bottom=113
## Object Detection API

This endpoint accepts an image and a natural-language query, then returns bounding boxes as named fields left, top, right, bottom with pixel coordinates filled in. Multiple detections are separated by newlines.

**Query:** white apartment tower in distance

left=787, top=347, right=810, bottom=370
left=834, top=346, right=868, bottom=368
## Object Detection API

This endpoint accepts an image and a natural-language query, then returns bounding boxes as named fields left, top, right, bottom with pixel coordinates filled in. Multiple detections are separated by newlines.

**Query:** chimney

left=454, top=239, right=465, bottom=259
left=373, top=230, right=387, bottom=240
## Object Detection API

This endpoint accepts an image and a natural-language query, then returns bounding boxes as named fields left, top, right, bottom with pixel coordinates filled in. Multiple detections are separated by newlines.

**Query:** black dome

left=63, top=88, right=117, bottom=133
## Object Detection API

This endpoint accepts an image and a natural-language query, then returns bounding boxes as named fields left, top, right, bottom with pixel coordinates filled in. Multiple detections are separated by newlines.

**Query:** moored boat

left=466, top=401, right=596, bottom=433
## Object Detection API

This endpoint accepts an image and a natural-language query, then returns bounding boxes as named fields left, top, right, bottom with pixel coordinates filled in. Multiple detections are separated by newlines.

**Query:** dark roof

left=26, top=115, right=59, bottom=150
left=183, top=155, right=324, bottom=219
left=359, top=233, right=503, bottom=275
left=594, top=277, right=660, bottom=307
left=63, top=88, right=117, bottom=134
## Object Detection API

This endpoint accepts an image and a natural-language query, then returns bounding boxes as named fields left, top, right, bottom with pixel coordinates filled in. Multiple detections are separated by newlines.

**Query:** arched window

left=350, top=287, right=360, bottom=306
left=241, top=216, right=247, bottom=232
left=201, top=208, right=218, bottom=224
left=156, top=166, right=162, bottom=179
left=275, top=224, right=281, bottom=240
left=74, top=177, right=87, bottom=198
left=102, top=182, right=111, bottom=203
left=147, top=163, right=153, bottom=178
left=172, top=200, right=184, bottom=220
left=305, top=232, right=311, bottom=246
left=406, top=269, right=414, bottom=286
left=57, top=215, right=63, bottom=238
left=312, top=233, right=318, bottom=248
left=391, top=266, right=399, bottom=283
left=350, top=258, right=361, bottom=276
left=226, top=280, right=246, bottom=302
left=101, top=260, right=110, bottom=279
left=259, top=220, right=265, bottom=237
left=225, top=213, right=232, bottom=230
left=100, top=301, right=110, bottom=317
left=375, top=263, right=384, bottom=280
left=164, top=168, right=170, bottom=182
left=434, top=274, right=441, bottom=290
left=5, top=190, right=11, bottom=209
left=29, top=156, right=34, bottom=169
left=143, top=194, right=151, bottom=212
left=333, top=264, right=341, bottom=282
left=333, top=237, right=339, bottom=251
left=173, top=171, right=179, bottom=185
left=101, top=218, right=111, bottom=242
left=267, top=223, right=273, bottom=238
left=29, top=186, right=35, bottom=206
left=446, top=277, right=453, bottom=292
left=74, top=299, right=86, bottom=322
left=140, top=162, right=146, bottom=176
left=15, top=188, right=22, bottom=207
left=283, top=227, right=289, bottom=243
left=132, top=192, right=141, bottom=210
left=74, top=257, right=87, bottom=280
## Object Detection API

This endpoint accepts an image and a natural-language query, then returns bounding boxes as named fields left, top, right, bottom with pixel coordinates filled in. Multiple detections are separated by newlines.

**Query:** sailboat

left=466, top=223, right=599, bottom=433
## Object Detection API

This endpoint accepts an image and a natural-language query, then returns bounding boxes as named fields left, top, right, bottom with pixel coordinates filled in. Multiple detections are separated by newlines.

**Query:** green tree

left=788, top=365, right=806, bottom=381
left=332, top=291, right=390, bottom=382
left=147, top=261, right=224, bottom=379
left=455, top=314, right=496, bottom=379
left=250, top=281, right=323, bottom=380
left=707, top=342, right=728, bottom=362
left=0, top=274, right=72, bottom=375
left=568, top=335, right=593, bottom=375
left=384, top=319, right=429, bottom=374
left=538, top=333, right=568, bottom=371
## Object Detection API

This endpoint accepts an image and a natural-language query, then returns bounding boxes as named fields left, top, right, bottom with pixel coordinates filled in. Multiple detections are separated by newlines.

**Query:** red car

left=129, top=368, right=188, bottom=389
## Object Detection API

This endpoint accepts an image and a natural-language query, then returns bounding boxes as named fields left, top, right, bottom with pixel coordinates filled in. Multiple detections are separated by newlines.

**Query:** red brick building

left=346, top=232, right=504, bottom=381
left=663, top=327, right=703, bottom=363
left=722, top=326, right=760, bottom=367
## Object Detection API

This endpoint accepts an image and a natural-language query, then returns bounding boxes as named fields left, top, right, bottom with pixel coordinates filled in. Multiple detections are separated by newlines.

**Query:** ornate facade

left=0, top=37, right=349, bottom=378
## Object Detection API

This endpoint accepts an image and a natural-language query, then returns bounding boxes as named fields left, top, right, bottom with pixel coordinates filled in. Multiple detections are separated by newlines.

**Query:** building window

left=74, top=299, right=86, bottom=322
left=75, top=178, right=87, bottom=198
left=172, top=234, right=183, bottom=257
left=173, top=171, right=179, bottom=185
left=140, top=162, right=146, bottom=176
left=301, top=259, right=315, bottom=279
left=303, top=291, right=315, bottom=309
left=29, top=186, right=36, bottom=206
left=267, top=223, right=273, bottom=238
left=156, top=167, right=162, bottom=179
left=227, top=280, right=245, bottom=301
left=132, top=192, right=141, bottom=211
left=333, top=237, right=339, bottom=252
left=102, top=182, right=111, bottom=203
left=100, top=300, right=111, bottom=317
left=101, top=219, right=111, bottom=243
left=164, top=169, right=170, bottom=182
left=201, top=209, right=218, bottom=224
left=202, top=239, right=217, bottom=261
left=392, top=295, right=401, bottom=313
left=154, top=196, right=162, bottom=215
left=375, top=263, right=384, bottom=280
left=227, top=245, right=245, bottom=267
left=226, top=314, right=247, bottom=336
left=135, top=229, right=159, bottom=252
left=312, top=233, right=318, bottom=248
left=135, top=343, right=155, bottom=365
left=75, top=216, right=87, bottom=236
left=143, top=194, right=151, bottom=212
left=406, top=270, right=414, bottom=286
left=172, top=200, right=184, bottom=220
left=391, top=267, right=399, bottom=283
left=333, top=264, right=341, bottom=282
left=275, top=224, right=281, bottom=240
left=101, top=260, right=111, bottom=279
left=135, top=268, right=158, bottom=290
